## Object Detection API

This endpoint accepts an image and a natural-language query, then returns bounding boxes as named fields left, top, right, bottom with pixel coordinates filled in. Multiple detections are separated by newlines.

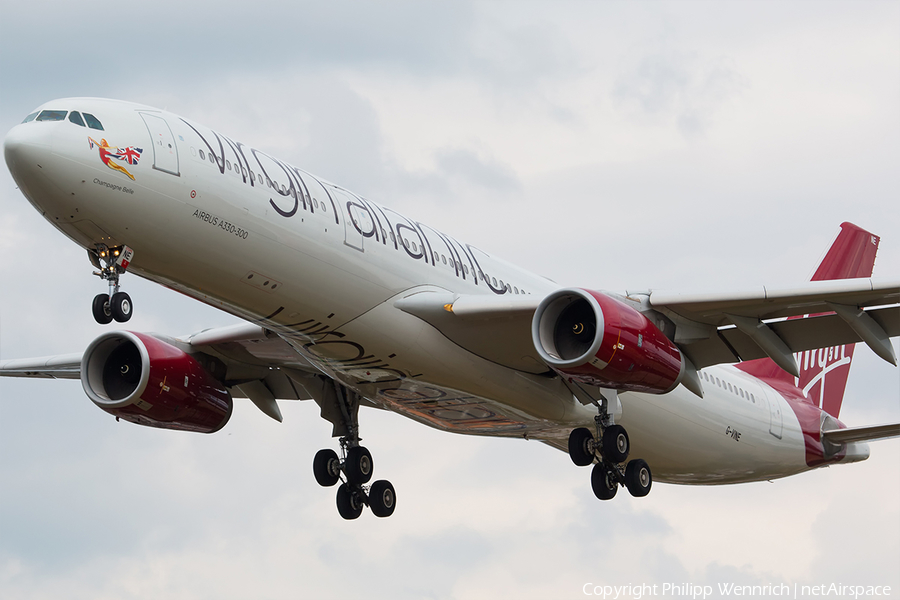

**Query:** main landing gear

left=313, top=443, right=396, bottom=520
left=89, top=244, right=134, bottom=325
left=310, top=378, right=396, bottom=520
left=568, top=408, right=652, bottom=501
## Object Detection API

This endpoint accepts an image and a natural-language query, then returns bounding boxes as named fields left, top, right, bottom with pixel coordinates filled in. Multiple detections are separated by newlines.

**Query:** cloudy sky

left=1, top=1, right=898, bottom=599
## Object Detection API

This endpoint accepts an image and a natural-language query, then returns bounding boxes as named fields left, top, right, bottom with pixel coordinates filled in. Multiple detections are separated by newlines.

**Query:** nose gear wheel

left=89, top=244, right=134, bottom=324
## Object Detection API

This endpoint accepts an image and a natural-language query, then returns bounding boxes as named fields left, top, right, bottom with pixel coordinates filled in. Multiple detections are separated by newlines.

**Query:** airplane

left=2, top=97, right=898, bottom=520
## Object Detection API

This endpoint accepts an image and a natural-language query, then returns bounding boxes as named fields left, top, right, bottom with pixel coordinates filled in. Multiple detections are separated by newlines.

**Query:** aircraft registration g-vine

left=3, top=98, right=900, bottom=520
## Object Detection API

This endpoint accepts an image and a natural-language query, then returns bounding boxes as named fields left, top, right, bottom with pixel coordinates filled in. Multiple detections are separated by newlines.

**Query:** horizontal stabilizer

left=822, top=423, right=900, bottom=444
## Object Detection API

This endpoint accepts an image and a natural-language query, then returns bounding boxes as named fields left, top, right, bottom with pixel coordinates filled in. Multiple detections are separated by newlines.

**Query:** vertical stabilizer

left=737, top=222, right=879, bottom=417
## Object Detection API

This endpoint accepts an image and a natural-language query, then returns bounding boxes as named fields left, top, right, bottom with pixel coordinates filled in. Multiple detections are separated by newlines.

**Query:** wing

left=0, top=353, right=84, bottom=379
left=647, top=277, right=900, bottom=372
left=394, top=288, right=547, bottom=374
left=0, top=323, right=321, bottom=422
left=394, top=278, right=900, bottom=376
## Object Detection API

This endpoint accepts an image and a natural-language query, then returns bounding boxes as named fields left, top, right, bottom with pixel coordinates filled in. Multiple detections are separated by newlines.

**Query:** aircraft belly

left=619, top=381, right=809, bottom=484
left=291, top=294, right=596, bottom=438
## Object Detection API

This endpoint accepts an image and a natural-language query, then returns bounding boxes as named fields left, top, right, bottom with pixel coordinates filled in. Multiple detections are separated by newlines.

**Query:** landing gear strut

left=310, top=378, right=396, bottom=520
left=567, top=396, right=652, bottom=501
left=89, top=244, right=134, bottom=324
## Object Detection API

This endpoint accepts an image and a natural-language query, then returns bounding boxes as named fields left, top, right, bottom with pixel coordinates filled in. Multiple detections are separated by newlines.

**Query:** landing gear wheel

left=345, top=446, right=373, bottom=484
left=92, top=294, right=113, bottom=325
left=602, top=424, right=630, bottom=463
left=591, top=463, right=619, bottom=500
left=110, top=292, right=133, bottom=323
left=313, top=449, right=341, bottom=487
left=568, top=427, right=595, bottom=466
left=625, top=459, right=652, bottom=497
left=369, top=480, right=396, bottom=518
left=336, top=483, right=364, bottom=520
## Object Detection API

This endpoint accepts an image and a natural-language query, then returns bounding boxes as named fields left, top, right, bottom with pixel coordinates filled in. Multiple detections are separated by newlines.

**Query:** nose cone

left=4, top=123, right=53, bottom=184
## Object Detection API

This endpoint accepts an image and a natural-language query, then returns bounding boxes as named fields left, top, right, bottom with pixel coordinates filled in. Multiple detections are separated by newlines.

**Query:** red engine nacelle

left=81, top=331, right=232, bottom=433
left=532, top=288, right=684, bottom=394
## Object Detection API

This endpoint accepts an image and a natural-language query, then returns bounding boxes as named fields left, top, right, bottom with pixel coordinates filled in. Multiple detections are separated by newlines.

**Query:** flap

left=649, top=277, right=899, bottom=325
left=648, top=278, right=900, bottom=369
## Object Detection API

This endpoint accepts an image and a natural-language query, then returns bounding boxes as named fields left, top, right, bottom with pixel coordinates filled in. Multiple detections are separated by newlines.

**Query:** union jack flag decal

left=117, top=146, right=143, bottom=165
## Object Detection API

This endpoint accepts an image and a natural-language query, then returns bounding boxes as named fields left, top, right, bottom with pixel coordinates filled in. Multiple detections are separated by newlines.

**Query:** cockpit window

left=36, top=110, right=68, bottom=122
left=68, top=111, right=86, bottom=127
left=83, top=113, right=104, bottom=131
left=21, top=112, right=39, bottom=123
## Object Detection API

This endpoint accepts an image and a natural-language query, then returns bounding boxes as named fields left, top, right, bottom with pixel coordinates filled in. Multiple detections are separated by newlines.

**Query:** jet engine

left=81, top=331, right=232, bottom=433
left=532, top=288, right=684, bottom=394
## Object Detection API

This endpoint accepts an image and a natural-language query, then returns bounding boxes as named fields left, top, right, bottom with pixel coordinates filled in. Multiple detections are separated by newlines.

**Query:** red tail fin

left=737, top=222, right=880, bottom=417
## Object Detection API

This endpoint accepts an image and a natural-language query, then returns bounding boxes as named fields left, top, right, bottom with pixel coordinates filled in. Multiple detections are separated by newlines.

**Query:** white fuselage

left=3, top=98, right=868, bottom=485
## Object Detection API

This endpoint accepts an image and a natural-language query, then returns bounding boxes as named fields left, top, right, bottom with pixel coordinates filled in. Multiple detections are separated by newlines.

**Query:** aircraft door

left=139, top=113, right=180, bottom=176
left=758, top=387, right=783, bottom=439
left=333, top=188, right=367, bottom=252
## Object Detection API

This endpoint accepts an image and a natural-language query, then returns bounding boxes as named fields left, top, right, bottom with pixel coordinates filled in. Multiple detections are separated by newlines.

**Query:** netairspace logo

left=582, top=582, right=894, bottom=599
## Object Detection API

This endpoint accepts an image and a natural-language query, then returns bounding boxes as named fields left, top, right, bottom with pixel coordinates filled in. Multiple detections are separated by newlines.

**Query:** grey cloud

left=434, top=148, right=520, bottom=192
left=0, top=1, right=478, bottom=113
left=613, top=54, right=747, bottom=136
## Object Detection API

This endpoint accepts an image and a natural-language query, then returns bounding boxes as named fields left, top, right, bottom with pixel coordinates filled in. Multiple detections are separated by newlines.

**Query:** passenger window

left=464, top=265, right=469, bottom=274
left=21, top=112, right=39, bottom=123
left=36, top=110, right=67, bottom=121
left=514, top=287, right=519, bottom=294
left=442, top=255, right=447, bottom=264
left=226, top=160, right=232, bottom=170
left=68, top=111, right=86, bottom=127
left=492, top=277, right=497, bottom=287
left=83, top=113, right=104, bottom=130
left=199, top=149, right=206, bottom=160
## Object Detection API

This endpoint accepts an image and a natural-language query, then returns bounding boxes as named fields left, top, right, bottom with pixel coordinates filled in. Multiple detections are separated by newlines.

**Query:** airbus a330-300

left=3, top=98, right=899, bottom=519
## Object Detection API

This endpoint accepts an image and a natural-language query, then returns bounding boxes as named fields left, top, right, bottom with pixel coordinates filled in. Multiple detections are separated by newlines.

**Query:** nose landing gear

left=568, top=401, right=653, bottom=501
left=89, top=244, right=134, bottom=324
